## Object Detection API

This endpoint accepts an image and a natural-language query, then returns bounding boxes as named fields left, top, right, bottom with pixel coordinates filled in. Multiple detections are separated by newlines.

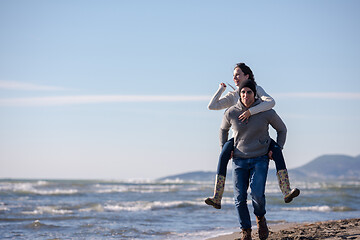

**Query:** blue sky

left=1, top=1, right=360, bottom=180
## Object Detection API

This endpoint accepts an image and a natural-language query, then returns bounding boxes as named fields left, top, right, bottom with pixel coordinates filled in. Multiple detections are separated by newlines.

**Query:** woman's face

left=233, top=67, right=249, bottom=87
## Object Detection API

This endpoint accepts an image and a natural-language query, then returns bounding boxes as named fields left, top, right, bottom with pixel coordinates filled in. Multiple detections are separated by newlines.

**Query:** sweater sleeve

left=208, top=85, right=238, bottom=110
left=269, top=111, right=287, bottom=149
left=248, top=85, right=276, bottom=115
left=219, top=111, right=231, bottom=148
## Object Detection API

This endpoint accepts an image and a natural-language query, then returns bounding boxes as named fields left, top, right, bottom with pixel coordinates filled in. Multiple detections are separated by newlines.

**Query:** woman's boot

left=205, top=174, right=225, bottom=209
left=277, top=169, right=300, bottom=203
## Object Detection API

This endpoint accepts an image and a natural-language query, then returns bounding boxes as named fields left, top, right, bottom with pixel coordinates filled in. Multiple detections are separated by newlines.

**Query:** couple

left=205, top=63, right=300, bottom=240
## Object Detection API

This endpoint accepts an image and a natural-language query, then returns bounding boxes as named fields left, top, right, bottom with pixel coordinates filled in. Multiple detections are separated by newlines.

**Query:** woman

left=205, top=63, right=300, bottom=209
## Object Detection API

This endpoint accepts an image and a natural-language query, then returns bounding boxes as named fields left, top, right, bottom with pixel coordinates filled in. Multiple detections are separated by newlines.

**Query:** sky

left=1, top=0, right=360, bottom=180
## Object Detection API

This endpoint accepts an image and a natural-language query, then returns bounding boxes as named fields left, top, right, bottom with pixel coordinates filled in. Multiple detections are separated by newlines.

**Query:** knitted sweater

left=220, top=99, right=287, bottom=159
left=208, top=84, right=275, bottom=115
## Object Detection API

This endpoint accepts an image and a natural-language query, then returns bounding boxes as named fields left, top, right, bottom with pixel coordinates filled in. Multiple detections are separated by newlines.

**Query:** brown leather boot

left=240, top=228, right=252, bottom=240
left=256, top=216, right=269, bottom=240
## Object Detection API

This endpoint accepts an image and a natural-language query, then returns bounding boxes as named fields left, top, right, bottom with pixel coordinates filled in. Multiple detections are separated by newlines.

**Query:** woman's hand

left=238, top=110, right=251, bottom=122
left=220, top=82, right=227, bottom=88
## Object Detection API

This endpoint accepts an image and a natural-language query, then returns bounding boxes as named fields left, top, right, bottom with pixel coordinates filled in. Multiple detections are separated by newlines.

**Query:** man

left=220, top=79, right=287, bottom=240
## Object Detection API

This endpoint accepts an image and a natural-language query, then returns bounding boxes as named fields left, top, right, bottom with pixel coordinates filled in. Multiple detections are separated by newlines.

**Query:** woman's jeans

left=232, top=155, right=269, bottom=229
left=217, top=138, right=286, bottom=176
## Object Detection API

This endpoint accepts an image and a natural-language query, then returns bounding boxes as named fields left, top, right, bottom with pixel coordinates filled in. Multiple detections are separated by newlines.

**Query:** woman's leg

left=269, top=139, right=286, bottom=171
left=217, top=138, right=234, bottom=176
left=205, top=138, right=234, bottom=209
left=269, top=139, right=300, bottom=203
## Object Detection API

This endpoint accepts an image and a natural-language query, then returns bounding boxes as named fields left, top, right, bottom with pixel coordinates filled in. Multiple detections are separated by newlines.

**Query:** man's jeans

left=232, top=155, right=269, bottom=229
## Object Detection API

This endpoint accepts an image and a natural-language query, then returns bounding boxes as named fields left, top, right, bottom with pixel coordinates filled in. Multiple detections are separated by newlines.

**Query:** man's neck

left=242, top=100, right=255, bottom=108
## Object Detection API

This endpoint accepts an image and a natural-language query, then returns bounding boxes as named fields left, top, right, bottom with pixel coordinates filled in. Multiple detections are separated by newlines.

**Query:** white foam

left=95, top=184, right=181, bottom=194
left=34, top=189, right=78, bottom=195
left=280, top=205, right=348, bottom=212
left=167, top=227, right=238, bottom=240
left=23, top=206, right=73, bottom=215
left=0, top=203, right=9, bottom=212
left=0, top=182, right=78, bottom=195
left=103, top=200, right=203, bottom=212
left=79, top=204, right=104, bottom=212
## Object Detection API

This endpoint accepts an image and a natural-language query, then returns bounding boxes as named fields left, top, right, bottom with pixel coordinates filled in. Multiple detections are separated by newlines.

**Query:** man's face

left=233, top=67, right=249, bottom=87
left=240, top=87, right=255, bottom=107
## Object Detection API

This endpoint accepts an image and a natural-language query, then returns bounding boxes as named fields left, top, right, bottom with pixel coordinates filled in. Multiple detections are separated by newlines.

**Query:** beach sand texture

left=207, top=218, right=360, bottom=240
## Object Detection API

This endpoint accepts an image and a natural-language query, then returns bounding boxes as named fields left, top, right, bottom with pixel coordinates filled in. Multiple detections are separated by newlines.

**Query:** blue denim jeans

left=268, top=139, right=286, bottom=171
left=217, top=138, right=286, bottom=176
left=232, top=155, right=269, bottom=229
left=217, top=138, right=235, bottom=176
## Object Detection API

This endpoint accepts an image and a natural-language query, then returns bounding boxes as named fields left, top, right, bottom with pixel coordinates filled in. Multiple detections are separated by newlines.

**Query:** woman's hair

left=234, top=63, right=256, bottom=84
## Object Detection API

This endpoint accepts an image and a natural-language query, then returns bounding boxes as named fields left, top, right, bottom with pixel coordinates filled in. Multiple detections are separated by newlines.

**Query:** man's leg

left=233, top=158, right=251, bottom=230
left=249, top=155, right=269, bottom=240
left=249, top=155, right=269, bottom=217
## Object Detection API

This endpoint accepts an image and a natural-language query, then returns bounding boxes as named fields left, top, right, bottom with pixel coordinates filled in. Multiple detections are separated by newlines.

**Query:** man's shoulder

left=224, top=104, right=242, bottom=116
left=258, top=108, right=276, bottom=116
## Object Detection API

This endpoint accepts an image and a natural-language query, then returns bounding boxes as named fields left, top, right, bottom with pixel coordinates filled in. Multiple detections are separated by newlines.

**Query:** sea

left=1, top=177, right=360, bottom=240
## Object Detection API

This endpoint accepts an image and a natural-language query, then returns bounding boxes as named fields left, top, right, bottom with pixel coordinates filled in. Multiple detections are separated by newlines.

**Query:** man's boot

left=277, top=169, right=300, bottom=203
left=239, top=228, right=252, bottom=240
left=205, top=174, right=225, bottom=209
left=256, top=216, right=269, bottom=240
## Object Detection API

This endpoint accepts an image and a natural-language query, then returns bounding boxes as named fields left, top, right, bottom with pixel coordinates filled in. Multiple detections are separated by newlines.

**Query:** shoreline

left=206, top=218, right=360, bottom=240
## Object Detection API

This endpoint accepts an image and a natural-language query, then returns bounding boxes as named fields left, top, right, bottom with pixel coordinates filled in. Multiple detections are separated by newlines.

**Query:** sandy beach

left=207, top=218, right=360, bottom=240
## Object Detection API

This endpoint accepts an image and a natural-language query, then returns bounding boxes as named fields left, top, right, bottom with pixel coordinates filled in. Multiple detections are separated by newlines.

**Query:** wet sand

left=207, top=218, right=360, bottom=240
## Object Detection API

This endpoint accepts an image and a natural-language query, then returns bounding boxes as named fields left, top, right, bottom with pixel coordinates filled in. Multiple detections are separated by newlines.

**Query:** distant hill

left=291, top=154, right=360, bottom=180
left=159, top=154, right=360, bottom=181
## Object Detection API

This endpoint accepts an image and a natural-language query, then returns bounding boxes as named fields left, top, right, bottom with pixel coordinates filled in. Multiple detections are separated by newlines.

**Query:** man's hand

left=220, top=82, right=227, bottom=88
left=268, top=150, right=273, bottom=160
left=238, top=110, right=251, bottom=122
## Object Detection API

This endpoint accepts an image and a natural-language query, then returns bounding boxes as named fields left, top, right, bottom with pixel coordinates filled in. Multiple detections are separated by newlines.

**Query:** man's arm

left=269, top=111, right=287, bottom=149
left=219, top=111, right=232, bottom=148
left=208, top=84, right=238, bottom=110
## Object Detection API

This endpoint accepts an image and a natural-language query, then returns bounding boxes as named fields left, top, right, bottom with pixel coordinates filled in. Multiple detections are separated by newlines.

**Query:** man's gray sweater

left=220, top=99, right=287, bottom=159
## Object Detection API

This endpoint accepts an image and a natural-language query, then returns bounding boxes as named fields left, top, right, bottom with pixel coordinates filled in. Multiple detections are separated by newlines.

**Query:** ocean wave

left=103, top=200, right=203, bottom=212
left=94, top=184, right=183, bottom=194
left=0, top=181, right=78, bottom=195
left=22, top=206, right=73, bottom=215
left=25, top=220, right=60, bottom=229
left=0, top=202, right=9, bottom=212
left=98, top=178, right=204, bottom=185
left=266, top=179, right=360, bottom=190
left=168, top=227, right=237, bottom=240
left=79, top=204, right=104, bottom=213
left=281, top=205, right=353, bottom=212
left=33, top=189, right=79, bottom=195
